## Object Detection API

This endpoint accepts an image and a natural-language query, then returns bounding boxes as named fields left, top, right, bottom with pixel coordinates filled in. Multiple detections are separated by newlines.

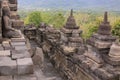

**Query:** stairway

left=0, top=32, right=36, bottom=80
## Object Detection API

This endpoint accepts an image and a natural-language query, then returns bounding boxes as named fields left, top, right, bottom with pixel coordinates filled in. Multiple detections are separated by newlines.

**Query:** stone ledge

left=17, top=58, right=34, bottom=75
left=11, top=42, right=26, bottom=46
left=11, top=50, right=30, bottom=60
left=14, top=74, right=37, bottom=80
left=0, top=76, right=13, bottom=80
left=0, top=50, right=11, bottom=57
left=0, top=57, right=17, bottom=76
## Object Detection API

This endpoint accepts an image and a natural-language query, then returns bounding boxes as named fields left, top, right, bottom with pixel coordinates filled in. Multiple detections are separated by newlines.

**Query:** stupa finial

left=70, top=9, right=73, bottom=16
left=104, top=11, right=108, bottom=23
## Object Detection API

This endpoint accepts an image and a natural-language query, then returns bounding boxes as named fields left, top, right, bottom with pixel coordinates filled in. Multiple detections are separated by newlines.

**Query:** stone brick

left=10, top=11, right=17, bottom=16
left=0, top=57, right=17, bottom=75
left=2, top=41, right=10, bottom=47
left=14, top=74, right=37, bottom=80
left=9, top=0, right=17, bottom=4
left=9, top=4, right=17, bottom=11
left=11, top=50, right=30, bottom=60
left=11, top=42, right=26, bottom=46
left=0, top=44, right=4, bottom=50
left=14, top=45, right=27, bottom=50
left=0, top=76, right=12, bottom=80
left=0, top=50, right=11, bottom=57
left=2, top=41, right=11, bottom=50
left=17, top=58, right=34, bottom=75
left=11, top=37, right=26, bottom=42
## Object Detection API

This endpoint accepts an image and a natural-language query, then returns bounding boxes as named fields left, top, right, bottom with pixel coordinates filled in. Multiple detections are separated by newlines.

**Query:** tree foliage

left=24, top=11, right=65, bottom=28
left=112, top=20, right=120, bottom=40
left=24, top=11, right=42, bottom=26
left=48, top=13, right=65, bottom=28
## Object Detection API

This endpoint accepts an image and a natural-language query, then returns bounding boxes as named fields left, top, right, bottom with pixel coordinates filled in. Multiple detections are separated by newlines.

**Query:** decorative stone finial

left=70, top=9, right=73, bottom=16
left=104, top=12, right=108, bottom=23
left=64, top=9, right=79, bottom=29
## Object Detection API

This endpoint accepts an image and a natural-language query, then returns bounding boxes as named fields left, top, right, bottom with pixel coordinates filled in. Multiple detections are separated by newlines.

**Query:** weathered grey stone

left=11, top=37, right=26, bottom=42
left=14, top=74, right=37, bottom=80
left=9, top=0, right=17, bottom=4
left=11, top=41, right=26, bottom=46
left=62, top=45, right=76, bottom=55
left=0, top=50, right=11, bottom=57
left=32, top=47, right=44, bottom=66
left=0, top=57, right=17, bottom=75
left=0, top=76, right=12, bottom=80
left=9, top=4, right=17, bottom=11
left=2, top=41, right=11, bottom=50
left=84, top=51, right=103, bottom=64
left=11, top=50, right=30, bottom=60
left=109, top=43, right=120, bottom=58
left=2, top=41, right=10, bottom=48
left=14, top=45, right=27, bottom=50
left=17, top=58, right=34, bottom=75
left=0, top=44, right=4, bottom=50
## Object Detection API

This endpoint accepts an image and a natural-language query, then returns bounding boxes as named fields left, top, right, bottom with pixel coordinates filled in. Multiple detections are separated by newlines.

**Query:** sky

left=18, top=0, right=120, bottom=11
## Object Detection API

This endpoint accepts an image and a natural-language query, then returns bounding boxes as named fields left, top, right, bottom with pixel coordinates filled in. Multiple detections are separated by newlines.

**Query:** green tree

left=48, top=13, right=65, bottom=28
left=112, top=20, right=120, bottom=41
left=24, top=11, right=42, bottom=26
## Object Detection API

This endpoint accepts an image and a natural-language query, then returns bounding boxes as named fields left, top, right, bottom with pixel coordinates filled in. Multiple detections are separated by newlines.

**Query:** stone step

left=0, top=57, right=17, bottom=76
left=0, top=57, right=34, bottom=76
left=14, top=74, right=37, bottom=80
left=0, top=50, right=11, bottom=57
left=0, top=37, right=34, bottom=76
left=17, top=58, right=34, bottom=75
left=0, top=74, right=37, bottom=80
left=11, top=50, right=30, bottom=60
left=0, top=76, right=12, bottom=80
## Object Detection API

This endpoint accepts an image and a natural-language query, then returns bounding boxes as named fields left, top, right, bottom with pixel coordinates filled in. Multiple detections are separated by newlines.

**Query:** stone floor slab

left=12, top=50, right=30, bottom=60
left=14, top=74, right=37, bottom=80
left=0, top=76, right=13, bottom=80
left=0, top=57, right=17, bottom=75
left=17, top=58, right=34, bottom=75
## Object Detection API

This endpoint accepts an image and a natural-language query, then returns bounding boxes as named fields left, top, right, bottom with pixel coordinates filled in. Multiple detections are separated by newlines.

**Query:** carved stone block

left=17, top=58, right=34, bottom=75
left=0, top=57, right=17, bottom=75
